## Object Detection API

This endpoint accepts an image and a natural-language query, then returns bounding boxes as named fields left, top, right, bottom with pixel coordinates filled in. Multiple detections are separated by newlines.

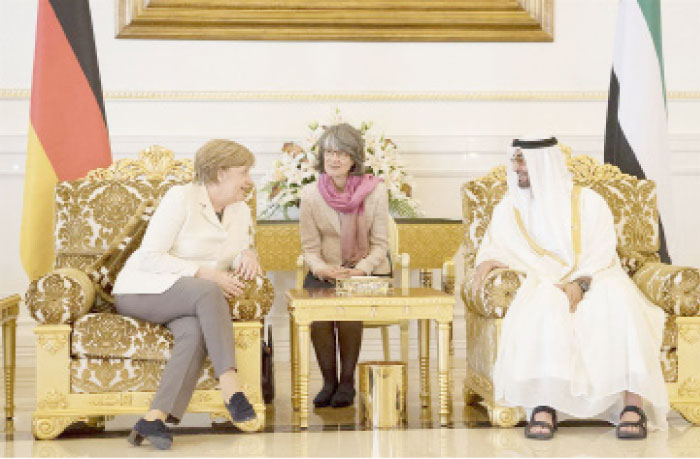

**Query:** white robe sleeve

left=571, top=188, right=619, bottom=279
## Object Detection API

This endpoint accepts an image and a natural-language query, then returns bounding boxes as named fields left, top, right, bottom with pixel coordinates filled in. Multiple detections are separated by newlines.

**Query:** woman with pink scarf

left=299, top=123, right=391, bottom=408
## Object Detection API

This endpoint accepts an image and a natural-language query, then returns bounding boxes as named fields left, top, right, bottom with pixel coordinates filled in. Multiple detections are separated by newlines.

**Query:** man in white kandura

left=471, top=137, right=669, bottom=440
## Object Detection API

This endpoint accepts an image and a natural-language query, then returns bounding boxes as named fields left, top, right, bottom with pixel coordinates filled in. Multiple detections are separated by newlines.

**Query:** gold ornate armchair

left=24, top=146, right=271, bottom=439
left=456, top=149, right=700, bottom=427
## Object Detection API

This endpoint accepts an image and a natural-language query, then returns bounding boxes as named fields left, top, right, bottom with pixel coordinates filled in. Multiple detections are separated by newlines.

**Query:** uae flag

left=20, top=0, right=112, bottom=280
left=604, top=0, right=674, bottom=263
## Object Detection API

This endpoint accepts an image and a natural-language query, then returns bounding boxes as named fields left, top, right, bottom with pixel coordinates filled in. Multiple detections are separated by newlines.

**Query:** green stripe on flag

left=636, top=0, right=667, bottom=104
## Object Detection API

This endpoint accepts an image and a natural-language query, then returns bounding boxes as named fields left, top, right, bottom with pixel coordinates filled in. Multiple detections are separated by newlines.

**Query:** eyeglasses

left=324, top=149, right=351, bottom=160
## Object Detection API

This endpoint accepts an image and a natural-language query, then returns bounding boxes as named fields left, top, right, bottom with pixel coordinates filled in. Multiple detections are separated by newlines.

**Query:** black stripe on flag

left=604, top=70, right=670, bottom=263
left=48, top=0, right=107, bottom=124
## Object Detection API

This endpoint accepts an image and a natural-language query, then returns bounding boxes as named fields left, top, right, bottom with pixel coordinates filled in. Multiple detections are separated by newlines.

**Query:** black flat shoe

left=330, top=384, right=356, bottom=408
left=165, top=414, right=180, bottom=425
left=524, top=406, right=558, bottom=440
left=616, top=405, right=648, bottom=440
left=128, top=418, right=173, bottom=450
left=313, top=382, right=338, bottom=408
left=226, top=392, right=257, bottom=423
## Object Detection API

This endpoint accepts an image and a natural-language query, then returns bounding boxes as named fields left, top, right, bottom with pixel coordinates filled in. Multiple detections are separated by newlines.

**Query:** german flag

left=21, top=0, right=112, bottom=280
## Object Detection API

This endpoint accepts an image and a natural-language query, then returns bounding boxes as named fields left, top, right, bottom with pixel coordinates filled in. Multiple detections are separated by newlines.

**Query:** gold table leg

left=418, top=319, right=430, bottom=408
left=3, top=318, right=16, bottom=421
left=438, top=320, right=452, bottom=425
left=290, top=315, right=299, bottom=412
left=297, top=323, right=310, bottom=429
left=399, top=321, right=409, bottom=364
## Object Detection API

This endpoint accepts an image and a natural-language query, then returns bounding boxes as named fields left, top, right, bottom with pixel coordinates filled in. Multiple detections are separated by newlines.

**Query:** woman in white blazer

left=113, top=140, right=261, bottom=450
left=299, top=123, right=390, bottom=409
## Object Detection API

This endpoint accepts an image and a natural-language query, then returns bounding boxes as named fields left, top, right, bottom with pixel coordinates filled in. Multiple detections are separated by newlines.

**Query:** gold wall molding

left=117, top=0, right=553, bottom=42
left=3, top=88, right=700, bottom=102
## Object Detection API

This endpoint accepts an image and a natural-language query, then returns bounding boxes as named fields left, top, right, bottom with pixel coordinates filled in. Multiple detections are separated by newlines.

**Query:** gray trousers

left=114, top=277, right=236, bottom=419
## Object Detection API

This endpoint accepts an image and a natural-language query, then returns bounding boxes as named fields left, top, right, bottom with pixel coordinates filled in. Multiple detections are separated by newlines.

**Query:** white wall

left=1, top=0, right=699, bottom=364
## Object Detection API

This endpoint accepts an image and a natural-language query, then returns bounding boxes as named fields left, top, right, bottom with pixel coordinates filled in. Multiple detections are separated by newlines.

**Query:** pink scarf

left=318, top=173, right=383, bottom=266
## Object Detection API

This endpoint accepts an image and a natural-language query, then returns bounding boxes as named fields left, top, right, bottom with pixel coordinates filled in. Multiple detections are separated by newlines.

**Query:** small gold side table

left=1, top=294, right=20, bottom=421
left=287, top=287, right=454, bottom=428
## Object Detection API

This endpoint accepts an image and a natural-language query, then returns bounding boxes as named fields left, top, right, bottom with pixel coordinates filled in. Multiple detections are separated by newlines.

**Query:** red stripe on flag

left=30, top=0, right=111, bottom=181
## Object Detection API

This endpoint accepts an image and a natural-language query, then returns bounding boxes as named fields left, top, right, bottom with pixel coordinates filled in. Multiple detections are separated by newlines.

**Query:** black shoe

left=165, top=414, right=181, bottom=425
left=313, top=382, right=338, bottom=408
left=128, top=418, right=173, bottom=450
left=616, top=405, right=648, bottom=440
left=330, top=384, right=356, bottom=408
left=226, top=392, right=257, bottom=423
left=524, top=406, right=558, bottom=440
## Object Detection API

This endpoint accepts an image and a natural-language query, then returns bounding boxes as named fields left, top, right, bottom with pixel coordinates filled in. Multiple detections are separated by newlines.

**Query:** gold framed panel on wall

left=116, top=0, right=553, bottom=42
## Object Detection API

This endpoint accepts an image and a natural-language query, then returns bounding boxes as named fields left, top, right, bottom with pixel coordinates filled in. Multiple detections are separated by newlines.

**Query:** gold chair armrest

left=228, top=274, right=275, bottom=320
left=25, top=268, right=95, bottom=324
left=633, top=262, right=700, bottom=316
left=617, top=248, right=660, bottom=277
left=462, top=268, right=525, bottom=319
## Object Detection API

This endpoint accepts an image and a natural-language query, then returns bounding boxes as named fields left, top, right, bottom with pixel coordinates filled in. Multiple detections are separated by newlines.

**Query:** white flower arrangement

left=260, top=110, right=422, bottom=219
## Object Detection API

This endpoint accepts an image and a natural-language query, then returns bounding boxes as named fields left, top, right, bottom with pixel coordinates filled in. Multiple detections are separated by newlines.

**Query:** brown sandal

left=524, top=406, right=558, bottom=440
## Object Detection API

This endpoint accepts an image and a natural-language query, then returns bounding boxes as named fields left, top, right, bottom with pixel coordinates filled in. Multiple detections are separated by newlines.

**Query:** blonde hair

left=194, top=139, right=255, bottom=184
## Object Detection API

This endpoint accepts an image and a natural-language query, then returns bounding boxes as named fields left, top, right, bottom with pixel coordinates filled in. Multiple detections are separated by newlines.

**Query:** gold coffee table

left=286, top=287, right=454, bottom=428
left=1, top=294, right=20, bottom=421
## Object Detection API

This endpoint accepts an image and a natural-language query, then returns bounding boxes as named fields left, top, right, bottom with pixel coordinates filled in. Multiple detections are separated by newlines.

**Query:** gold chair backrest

left=54, top=145, right=257, bottom=270
left=388, top=215, right=400, bottom=271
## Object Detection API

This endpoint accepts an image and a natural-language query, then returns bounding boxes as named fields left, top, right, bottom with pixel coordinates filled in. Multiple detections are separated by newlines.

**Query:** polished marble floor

left=2, top=362, right=699, bottom=457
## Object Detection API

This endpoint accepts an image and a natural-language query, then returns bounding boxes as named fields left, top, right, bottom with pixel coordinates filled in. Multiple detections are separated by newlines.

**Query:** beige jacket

left=299, top=181, right=391, bottom=276
left=113, top=183, right=253, bottom=295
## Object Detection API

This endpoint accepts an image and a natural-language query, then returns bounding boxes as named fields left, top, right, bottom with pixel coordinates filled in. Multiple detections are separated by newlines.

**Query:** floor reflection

left=3, top=364, right=700, bottom=457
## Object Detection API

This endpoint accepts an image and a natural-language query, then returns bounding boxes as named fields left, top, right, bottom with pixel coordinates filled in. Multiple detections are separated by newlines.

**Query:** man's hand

left=196, top=267, right=245, bottom=299
left=471, top=260, right=509, bottom=296
left=556, top=282, right=584, bottom=313
left=236, top=249, right=262, bottom=280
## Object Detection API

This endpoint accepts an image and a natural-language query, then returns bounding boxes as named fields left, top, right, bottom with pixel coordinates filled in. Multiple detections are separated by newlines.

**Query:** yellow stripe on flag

left=20, top=125, right=58, bottom=280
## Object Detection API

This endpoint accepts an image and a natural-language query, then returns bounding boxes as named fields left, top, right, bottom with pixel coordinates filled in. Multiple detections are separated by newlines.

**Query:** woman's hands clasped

left=196, top=267, right=246, bottom=299
left=316, top=266, right=365, bottom=280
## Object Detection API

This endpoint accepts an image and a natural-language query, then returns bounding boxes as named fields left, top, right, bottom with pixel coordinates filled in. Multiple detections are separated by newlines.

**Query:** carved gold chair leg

left=1, top=295, right=19, bottom=422
left=418, top=319, right=431, bottom=408
left=232, top=322, right=265, bottom=430
left=32, top=416, right=84, bottom=440
left=670, top=316, right=700, bottom=425
left=3, top=318, right=17, bottom=421
left=464, top=386, right=483, bottom=406
left=486, top=402, right=524, bottom=428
